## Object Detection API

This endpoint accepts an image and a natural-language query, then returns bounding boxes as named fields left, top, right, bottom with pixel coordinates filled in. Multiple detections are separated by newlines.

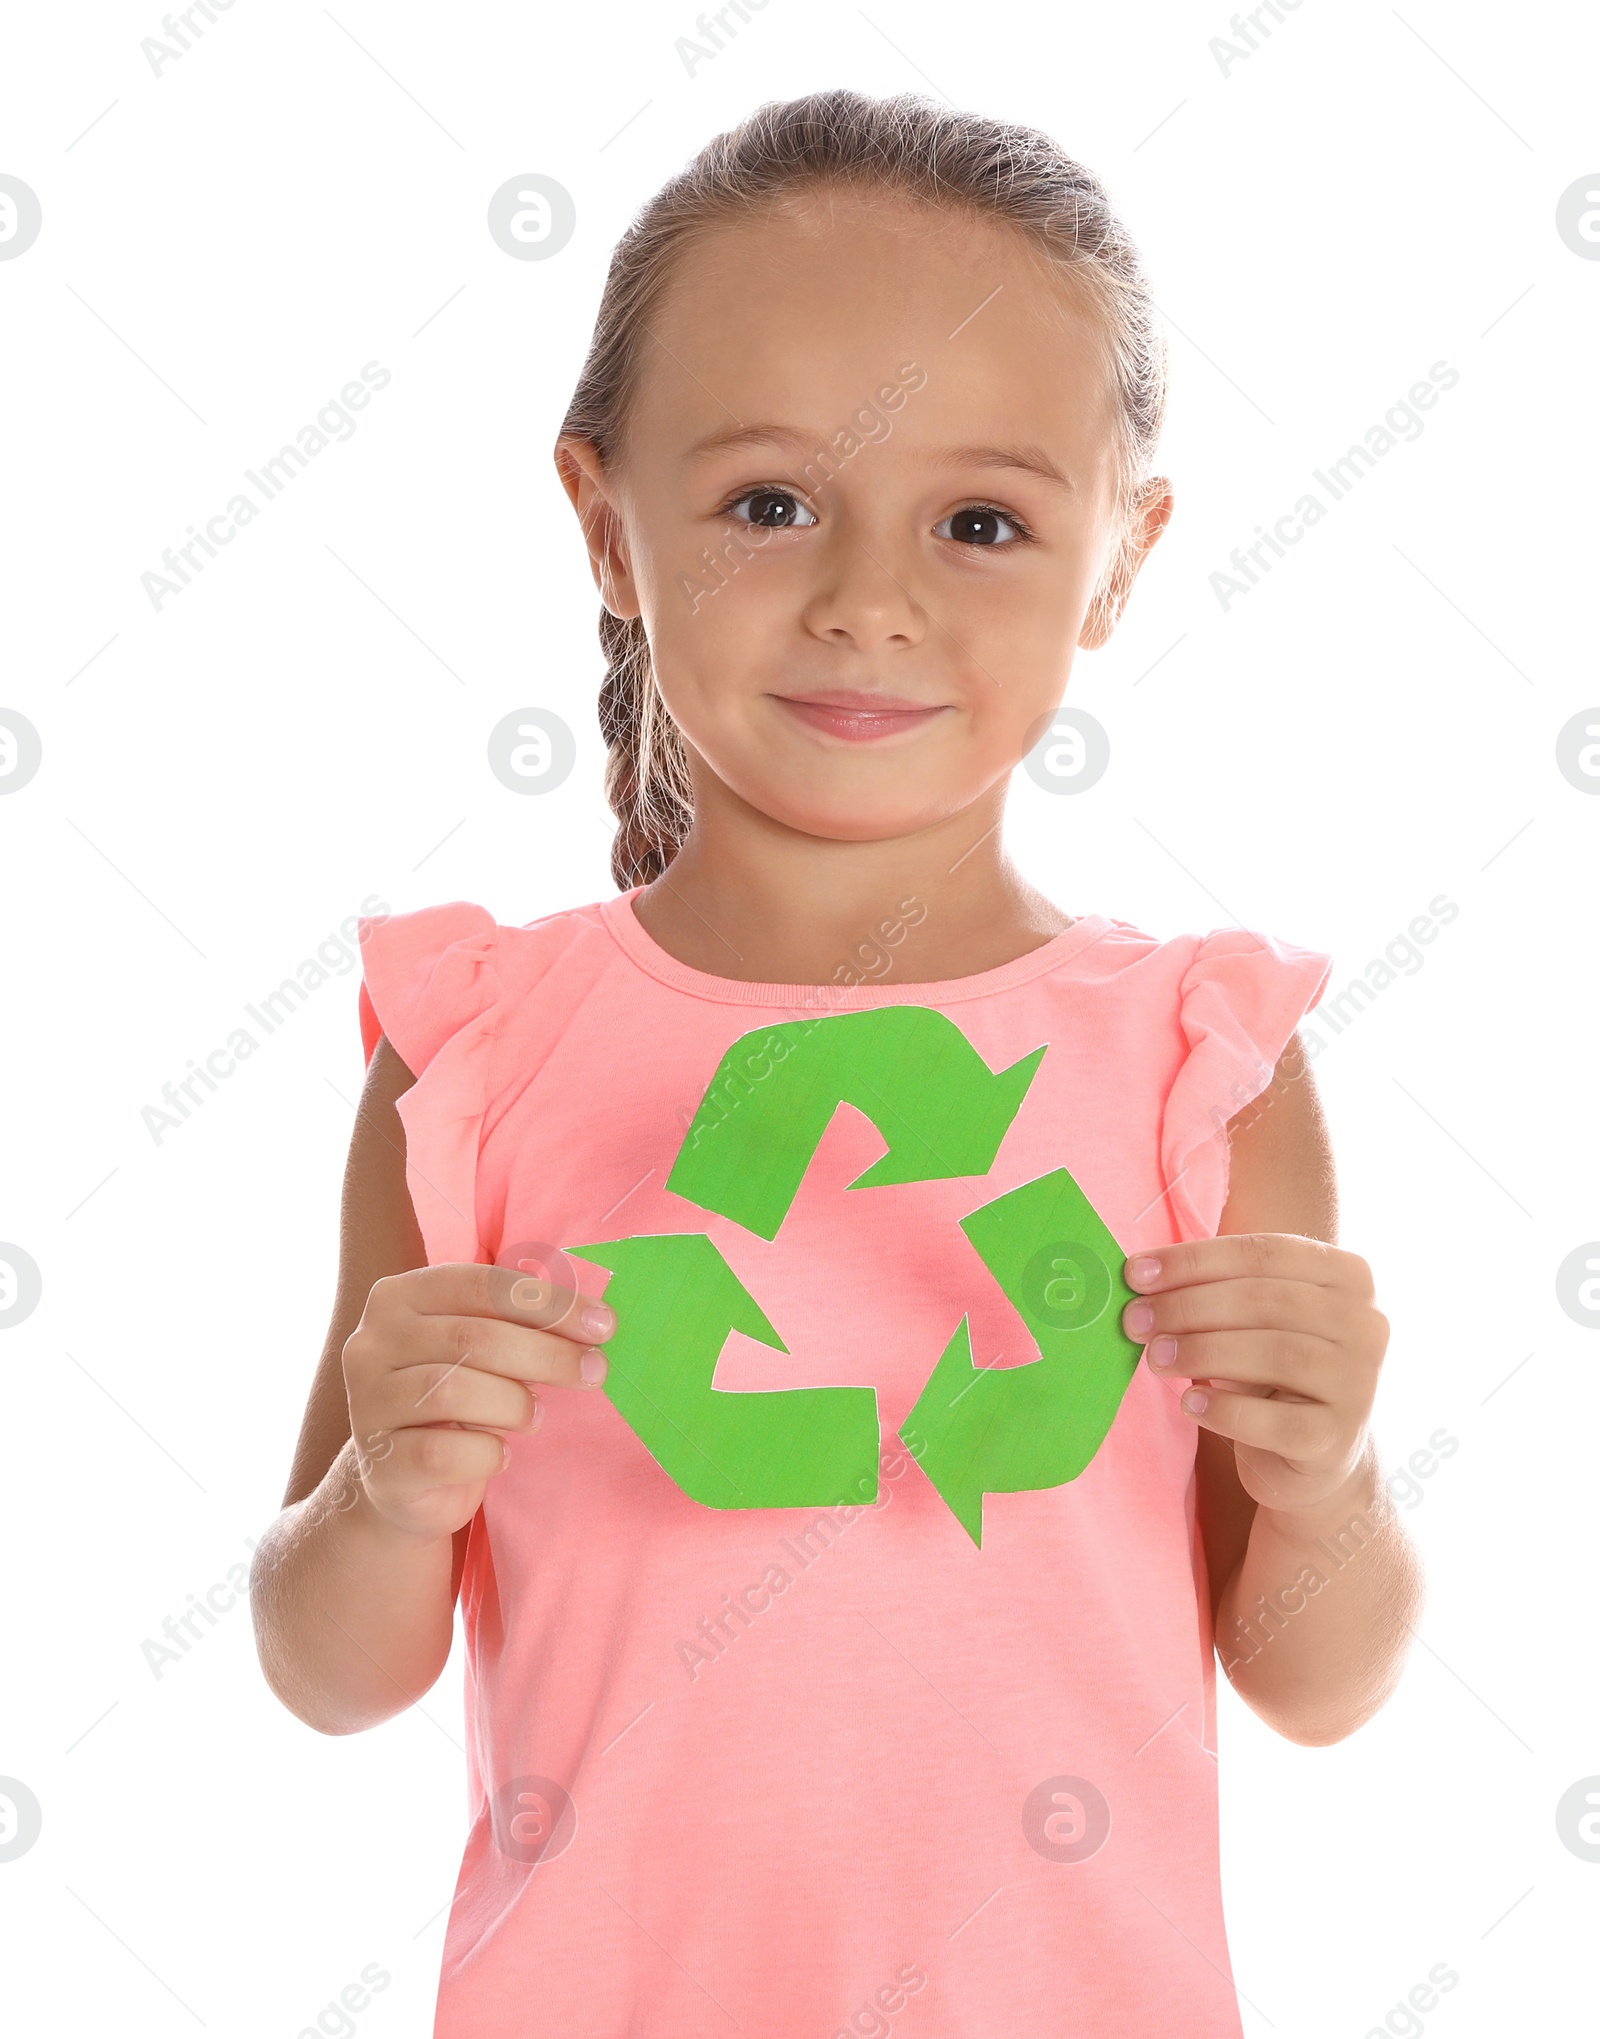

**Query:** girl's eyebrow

left=686, top=423, right=819, bottom=461
left=687, top=423, right=1075, bottom=492
left=938, top=444, right=1076, bottom=493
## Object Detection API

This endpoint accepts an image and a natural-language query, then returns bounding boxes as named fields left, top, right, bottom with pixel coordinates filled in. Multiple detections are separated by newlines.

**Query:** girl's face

left=559, top=192, right=1170, bottom=846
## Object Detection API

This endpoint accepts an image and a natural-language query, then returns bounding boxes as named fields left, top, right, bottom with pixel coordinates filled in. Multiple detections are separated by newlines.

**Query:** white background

left=3, top=1, right=1597, bottom=2033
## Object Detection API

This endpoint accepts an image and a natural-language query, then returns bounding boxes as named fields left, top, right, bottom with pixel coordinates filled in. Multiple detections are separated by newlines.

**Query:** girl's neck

left=630, top=790, right=1072, bottom=987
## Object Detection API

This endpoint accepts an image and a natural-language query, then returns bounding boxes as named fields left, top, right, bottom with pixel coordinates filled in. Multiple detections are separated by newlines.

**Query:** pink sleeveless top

left=356, top=891, right=1330, bottom=2038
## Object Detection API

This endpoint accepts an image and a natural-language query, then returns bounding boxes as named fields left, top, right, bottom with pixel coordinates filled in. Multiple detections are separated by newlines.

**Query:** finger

left=374, top=1260, right=616, bottom=1345
left=374, top=1360, right=547, bottom=1434
left=1153, top=1371, right=1278, bottom=1399
left=384, top=1310, right=609, bottom=1392
left=1143, top=1328, right=1344, bottom=1399
left=373, top=1423, right=513, bottom=1501
left=1177, top=1383, right=1346, bottom=1460
left=348, top=1404, right=542, bottom=1503
left=1122, top=1277, right=1362, bottom=1343
left=1124, top=1234, right=1361, bottom=1298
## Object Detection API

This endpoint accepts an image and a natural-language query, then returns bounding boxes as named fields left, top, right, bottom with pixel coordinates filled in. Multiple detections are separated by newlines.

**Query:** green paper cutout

left=563, top=1012, right=1138, bottom=1543
left=666, top=1007, right=1046, bottom=1240
left=897, top=1168, right=1142, bottom=1547
left=565, top=1231, right=880, bottom=1509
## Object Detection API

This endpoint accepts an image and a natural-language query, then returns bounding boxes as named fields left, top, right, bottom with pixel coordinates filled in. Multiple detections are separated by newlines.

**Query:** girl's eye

left=726, top=488, right=817, bottom=529
left=935, top=505, right=1027, bottom=546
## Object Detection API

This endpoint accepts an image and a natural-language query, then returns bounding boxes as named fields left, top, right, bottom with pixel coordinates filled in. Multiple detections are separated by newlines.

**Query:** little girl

left=252, top=89, right=1421, bottom=2037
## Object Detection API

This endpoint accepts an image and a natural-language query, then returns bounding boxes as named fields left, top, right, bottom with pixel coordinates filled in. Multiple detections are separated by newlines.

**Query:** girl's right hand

left=340, top=1261, right=614, bottom=1542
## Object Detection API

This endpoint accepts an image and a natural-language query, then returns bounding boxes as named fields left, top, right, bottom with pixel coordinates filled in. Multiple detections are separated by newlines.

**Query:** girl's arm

left=1133, top=1039, right=1425, bottom=1746
left=249, top=1036, right=464, bottom=1735
left=249, top=1038, right=612, bottom=1734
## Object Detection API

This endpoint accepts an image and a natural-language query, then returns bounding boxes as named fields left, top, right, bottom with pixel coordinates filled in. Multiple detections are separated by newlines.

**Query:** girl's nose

left=798, top=531, right=927, bottom=652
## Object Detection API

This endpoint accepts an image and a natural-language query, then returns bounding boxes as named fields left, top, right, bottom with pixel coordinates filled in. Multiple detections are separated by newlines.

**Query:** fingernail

left=581, top=1304, right=614, bottom=1339
left=1148, top=1336, right=1178, bottom=1370
left=499, top=1439, right=511, bottom=1469
left=580, top=1350, right=609, bottom=1386
left=1182, top=1389, right=1209, bottom=1416
left=528, top=1397, right=543, bottom=1430
left=1124, top=1302, right=1154, bottom=1337
left=1128, top=1256, right=1162, bottom=1288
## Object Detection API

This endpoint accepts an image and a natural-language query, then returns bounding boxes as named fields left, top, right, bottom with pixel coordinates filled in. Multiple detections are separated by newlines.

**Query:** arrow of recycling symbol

left=568, top=1008, right=1140, bottom=1546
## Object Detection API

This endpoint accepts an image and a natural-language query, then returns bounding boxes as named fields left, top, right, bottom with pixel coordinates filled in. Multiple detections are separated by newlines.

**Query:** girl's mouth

left=771, top=688, right=948, bottom=743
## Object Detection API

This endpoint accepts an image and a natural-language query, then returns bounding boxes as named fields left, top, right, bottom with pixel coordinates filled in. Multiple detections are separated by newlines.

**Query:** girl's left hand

left=1121, top=1235, right=1390, bottom=1515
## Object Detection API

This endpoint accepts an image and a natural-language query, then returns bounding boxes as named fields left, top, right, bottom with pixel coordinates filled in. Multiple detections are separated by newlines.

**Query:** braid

left=595, top=610, right=693, bottom=889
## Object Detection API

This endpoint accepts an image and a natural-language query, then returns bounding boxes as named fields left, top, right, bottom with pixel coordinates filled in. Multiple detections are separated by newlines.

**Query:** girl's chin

left=739, top=790, right=965, bottom=845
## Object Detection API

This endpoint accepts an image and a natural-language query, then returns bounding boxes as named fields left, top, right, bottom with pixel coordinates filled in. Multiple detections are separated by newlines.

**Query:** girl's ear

left=554, top=436, right=642, bottom=621
left=1078, top=478, right=1174, bottom=650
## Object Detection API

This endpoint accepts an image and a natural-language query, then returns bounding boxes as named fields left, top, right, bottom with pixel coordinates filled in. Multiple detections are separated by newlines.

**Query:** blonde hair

left=560, top=87, right=1167, bottom=889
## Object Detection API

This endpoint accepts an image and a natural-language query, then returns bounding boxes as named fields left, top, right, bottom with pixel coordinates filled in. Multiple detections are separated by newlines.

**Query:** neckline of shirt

left=597, top=888, right=1118, bottom=1007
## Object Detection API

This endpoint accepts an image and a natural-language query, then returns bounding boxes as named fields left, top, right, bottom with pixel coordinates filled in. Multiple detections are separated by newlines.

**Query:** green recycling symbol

left=568, top=1008, right=1140, bottom=1547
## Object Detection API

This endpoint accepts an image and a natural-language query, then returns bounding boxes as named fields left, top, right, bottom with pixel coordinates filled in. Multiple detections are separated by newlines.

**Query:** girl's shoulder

left=1003, top=911, right=1334, bottom=1035
left=1086, top=913, right=1333, bottom=1002
left=354, top=894, right=621, bottom=1074
left=357, top=893, right=614, bottom=959
left=1068, top=910, right=1334, bottom=1094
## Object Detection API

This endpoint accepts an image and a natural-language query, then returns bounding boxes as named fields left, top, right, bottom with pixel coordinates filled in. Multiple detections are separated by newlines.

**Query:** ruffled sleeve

left=1158, top=927, right=1332, bottom=1242
left=356, top=902, right=504, bottom=1266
